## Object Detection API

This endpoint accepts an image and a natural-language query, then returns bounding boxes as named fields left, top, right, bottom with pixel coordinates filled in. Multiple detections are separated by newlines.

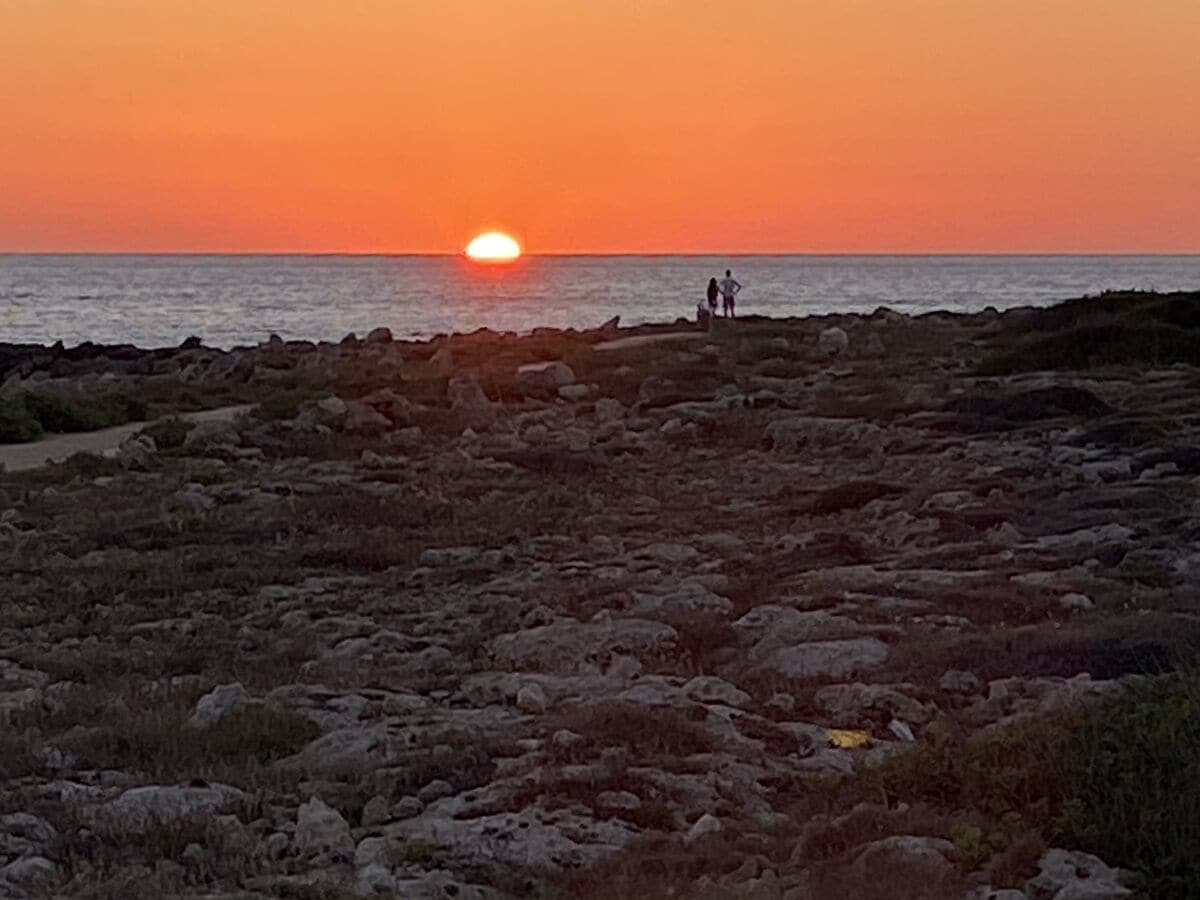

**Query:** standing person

left=719, top=269, right=742, bottom=317
left=706, top=277, right=720, bottom=317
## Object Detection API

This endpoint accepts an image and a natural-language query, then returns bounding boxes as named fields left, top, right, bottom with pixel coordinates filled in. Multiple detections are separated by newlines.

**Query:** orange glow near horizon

left=2, top=2, right=1199, bottom=254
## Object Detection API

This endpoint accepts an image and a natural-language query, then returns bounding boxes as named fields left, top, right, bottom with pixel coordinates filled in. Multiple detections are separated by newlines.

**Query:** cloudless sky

left=2, top=0, right=1198, bottom=253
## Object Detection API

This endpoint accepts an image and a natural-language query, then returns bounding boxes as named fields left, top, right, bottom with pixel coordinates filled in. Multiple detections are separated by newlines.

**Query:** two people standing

left=699, top=269, right=742, bottom=326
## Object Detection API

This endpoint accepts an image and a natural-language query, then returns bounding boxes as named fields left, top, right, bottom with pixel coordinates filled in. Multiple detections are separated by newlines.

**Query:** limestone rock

left=448, top=375, right=496, bottom=428
left=818, top=326, right=850, bottom=356
left=757, top=638, right=889, bottom=680
left=516, top=682, right=548, bottom=714
left=594, top=397, right=625, bottom=422
left=595, top=791, right=641, bottom=814
left=814, top=683, right=932, bottom=726
left=0, top=855, right=57, bottom=889
left=296, top=796, right=353, bottom=858
left=1059, top=592, right=1094, bottom=612
left=186, top=682, right=251, bottom=729
left=518, top=361, right=575, bottom=393
left=1025, top=848, right=1131, bottom=899
left=685, top=813, right=722, bottom=844
left=314, top=395, right=348, bottom=422
left=629, top=581, right=733, bottom=618
left=683, top=676, right=750, bottom=708
left=852, top=835, right=956, bottom=882
left=343, top=401, right=392, bottom=435
left=361, top=795, right=391, bottom=827
left=417, top=779, right=454, bottom=804
left=940, top=669, right=982, bottom=694
left=491, top=618, right=678, bottom=675
left=558, top=384, right=591, bottom=402
left=100, top=783, right=248, bottom=829
left=765, top=416, right=883, bottom=454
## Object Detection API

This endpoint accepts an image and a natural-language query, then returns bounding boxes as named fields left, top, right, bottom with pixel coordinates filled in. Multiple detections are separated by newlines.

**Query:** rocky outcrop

left=0, top=299, right=1187, bottom=897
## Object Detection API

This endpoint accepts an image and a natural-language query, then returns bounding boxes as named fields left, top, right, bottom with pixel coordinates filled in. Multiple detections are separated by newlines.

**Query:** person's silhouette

left=718, top=269, right=741, bottom=317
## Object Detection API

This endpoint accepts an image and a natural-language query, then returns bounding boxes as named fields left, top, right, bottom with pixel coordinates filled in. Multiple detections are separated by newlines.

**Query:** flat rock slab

left=593, top=332, right=708, bottom=352
left=757, top=638, right=890, bottom=680
left=0, top=405, right=251, bottom=472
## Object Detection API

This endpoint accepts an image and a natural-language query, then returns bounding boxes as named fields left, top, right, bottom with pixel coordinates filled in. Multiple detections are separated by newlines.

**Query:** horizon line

left=3, top=251, right=1200, bottom=259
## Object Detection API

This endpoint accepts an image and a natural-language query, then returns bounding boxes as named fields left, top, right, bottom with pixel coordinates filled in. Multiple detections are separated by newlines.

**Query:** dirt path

left=0, top=405, right=252, bottom=472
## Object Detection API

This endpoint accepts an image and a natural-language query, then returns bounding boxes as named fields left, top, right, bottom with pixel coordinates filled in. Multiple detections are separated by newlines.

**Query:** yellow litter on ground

left=827, top=729, right=872, bottom=749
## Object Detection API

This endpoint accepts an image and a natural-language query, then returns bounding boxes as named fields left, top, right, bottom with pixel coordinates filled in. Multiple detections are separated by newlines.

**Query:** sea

left=2, top=254, right=1198, bottom=350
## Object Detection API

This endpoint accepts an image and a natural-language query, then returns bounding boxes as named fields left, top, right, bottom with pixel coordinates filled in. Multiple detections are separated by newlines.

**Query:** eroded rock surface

left=0, top=298, right=1191, bottom=897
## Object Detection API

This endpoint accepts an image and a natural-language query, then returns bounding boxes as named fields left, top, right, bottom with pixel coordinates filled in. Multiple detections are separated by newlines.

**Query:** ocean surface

left=2, top=255, right=1198, bottom=349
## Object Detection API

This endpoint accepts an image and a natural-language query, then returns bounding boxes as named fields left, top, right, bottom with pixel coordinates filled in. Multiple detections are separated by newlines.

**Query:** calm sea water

left=1, top=255, right=1198, bottom=349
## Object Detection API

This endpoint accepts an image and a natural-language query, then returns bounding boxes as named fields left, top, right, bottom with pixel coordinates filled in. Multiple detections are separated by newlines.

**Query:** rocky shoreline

left=2, top=292, right=1199, bottom=898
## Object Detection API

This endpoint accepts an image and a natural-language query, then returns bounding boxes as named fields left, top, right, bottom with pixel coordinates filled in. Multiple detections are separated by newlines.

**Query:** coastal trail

left=0, top=404, right=252, bottom=472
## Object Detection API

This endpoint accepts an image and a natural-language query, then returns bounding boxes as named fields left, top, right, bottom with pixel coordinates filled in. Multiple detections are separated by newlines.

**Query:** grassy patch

left=55, top=686, right=319, bottom=787
left=856, top=668, right=1200, bottom=897
left=548, top=701, right=716, bottom=760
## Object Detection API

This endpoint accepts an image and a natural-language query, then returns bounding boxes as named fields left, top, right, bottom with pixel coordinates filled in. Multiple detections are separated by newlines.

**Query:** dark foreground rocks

left=2, top=292, right=1197, bottom=898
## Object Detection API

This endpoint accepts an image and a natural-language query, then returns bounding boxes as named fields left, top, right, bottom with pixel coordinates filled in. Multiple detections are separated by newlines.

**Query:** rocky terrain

left=2, top=292, right=1199, bottom=899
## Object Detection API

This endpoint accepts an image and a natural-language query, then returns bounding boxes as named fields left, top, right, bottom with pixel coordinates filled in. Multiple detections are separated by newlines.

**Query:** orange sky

left=2, top=1, right=1198, bottom=253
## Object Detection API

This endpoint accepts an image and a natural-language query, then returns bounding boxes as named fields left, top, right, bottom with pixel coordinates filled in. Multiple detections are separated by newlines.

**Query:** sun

left=465, top=231, right=521, bottom=262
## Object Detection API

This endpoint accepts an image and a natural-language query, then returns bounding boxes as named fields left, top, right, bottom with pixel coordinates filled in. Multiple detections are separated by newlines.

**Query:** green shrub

left=20, top=389, right=146, bottom=433
left=863, top=667, right=1200, bottom=897
left=0, top=394, right=43, bottom=442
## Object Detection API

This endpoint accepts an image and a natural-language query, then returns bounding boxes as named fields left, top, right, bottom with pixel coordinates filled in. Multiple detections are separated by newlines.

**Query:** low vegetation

left=980, top=291, right=1200, bottom=374
left=856, top=666, right=1200, bottom=898
left=0, top=388, right=146, bottom=442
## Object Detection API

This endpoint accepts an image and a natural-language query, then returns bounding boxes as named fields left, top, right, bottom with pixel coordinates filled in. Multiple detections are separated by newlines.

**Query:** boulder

left=491, top=618, right=678, bottom=675
left=448, top=375, right=496, bottom=428
left=558, top=384, right=591, bottom=402
left=343, top=401, right=392, bottom=435
left=296, top=796, right=353, bottom=858
left=852, top=835, right=957, bottom=883
left=1059, top=592, right=1094, bottom=612
left=595, top=790, right=641, bottom=814
left=818, top=326, right=850, bottom=356
left=756, top=639, right=889, bottom=680
left=359, top=388, right=417, bottom=426
left=1025, top=848, right=1131, bottom=899
left=629, top=581, right=733, bottom=618
left=685, top=813, right=722, bottom=844
left=417, top=779, right=454, bottom=804
left=116, top=433, right=156, bottom=468
left=99, top=783, right=248, bottom=829
left=518, top=361, right=575, bottom=394
left=186, top=682, right=251, bottom=729
left=939, top=669, right=982, bottom=694
left=516, top=682, right=548, bottom=714
left=594, top=398, right=625, bottom=422
left=683, top=676, right=750, bottom=708
left=365, top=327, right=394, bottom=344
left=0, top=856, right=57, bottom=890
left=361, top=795, right=392, bottom=828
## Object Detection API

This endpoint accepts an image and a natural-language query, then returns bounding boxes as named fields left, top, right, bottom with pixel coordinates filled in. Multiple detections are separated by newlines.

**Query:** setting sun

left=465, top=232, right=521, bottom=262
